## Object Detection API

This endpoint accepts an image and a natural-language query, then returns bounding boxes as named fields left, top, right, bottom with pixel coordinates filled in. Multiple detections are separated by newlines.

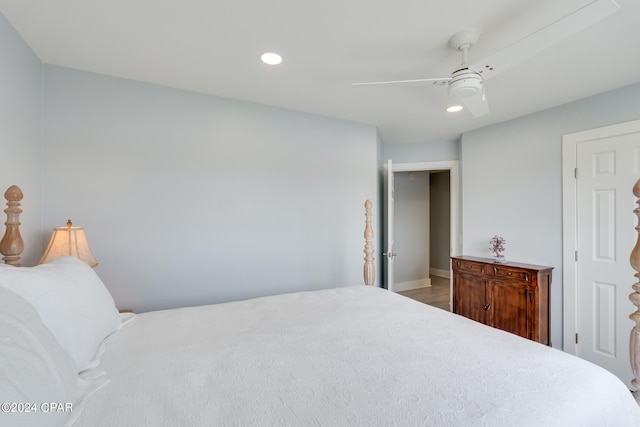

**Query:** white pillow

left=0, top=257, right=121, bottom=372
left=0, top=286, right=78, bottom=427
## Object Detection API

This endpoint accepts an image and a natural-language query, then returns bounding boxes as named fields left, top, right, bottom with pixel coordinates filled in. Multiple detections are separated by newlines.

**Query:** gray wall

left=0, top=14, right=43, bottom=266
left=460, top=82, right=640, bottom=348
left=394, top=171, right=430, bottom=285
left=384, top=139, right=459, bottom=164
left=40, top=65, right=380, bottom=312
left=429, top=171, right=450, bottom=273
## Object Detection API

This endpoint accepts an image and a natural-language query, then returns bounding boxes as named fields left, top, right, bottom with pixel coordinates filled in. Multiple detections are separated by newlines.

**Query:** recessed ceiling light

left=446, top=104, right=463, bottom=113
left=260, top=52, right=282, bottom=65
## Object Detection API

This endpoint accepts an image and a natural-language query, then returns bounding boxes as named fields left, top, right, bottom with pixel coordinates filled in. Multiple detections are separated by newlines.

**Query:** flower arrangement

left=489, top=235, right=506, bottom=263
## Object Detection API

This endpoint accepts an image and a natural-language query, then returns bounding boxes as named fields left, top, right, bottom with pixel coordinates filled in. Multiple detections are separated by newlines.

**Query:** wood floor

left=397, top=275, right=451, bottom=311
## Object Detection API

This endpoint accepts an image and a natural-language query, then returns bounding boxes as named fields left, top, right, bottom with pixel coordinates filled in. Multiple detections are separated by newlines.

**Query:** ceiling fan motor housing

left=448, top=68, right=482, bottom=99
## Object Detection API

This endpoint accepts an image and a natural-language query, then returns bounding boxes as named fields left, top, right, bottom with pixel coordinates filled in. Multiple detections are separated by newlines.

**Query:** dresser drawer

left=453, top=259, right=485, bottom=275
left=491, top=265, right=530, bottom=282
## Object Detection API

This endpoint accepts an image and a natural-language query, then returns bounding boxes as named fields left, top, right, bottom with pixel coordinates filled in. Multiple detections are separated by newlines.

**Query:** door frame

left=387, top=160, right=461, bottom=307
left=562, top=118, right=640, bottom=354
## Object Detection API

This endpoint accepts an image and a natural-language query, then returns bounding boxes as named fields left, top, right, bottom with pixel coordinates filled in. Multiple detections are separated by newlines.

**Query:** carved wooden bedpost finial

left=364, top=199, right=375, bottom=286
left=629, top=179, right=640, bottom=403
left=0, top=185, right=24, bottom=266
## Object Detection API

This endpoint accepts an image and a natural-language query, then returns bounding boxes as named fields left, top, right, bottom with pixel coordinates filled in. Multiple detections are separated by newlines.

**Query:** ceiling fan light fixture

left=446, top=104, right=463, bottom=113
left=448, top=69, right=482, bottom=99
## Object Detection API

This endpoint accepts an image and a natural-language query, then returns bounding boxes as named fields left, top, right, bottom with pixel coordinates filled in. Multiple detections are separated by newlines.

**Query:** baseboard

left=430, top=267, right=450, bottom=279
left=394, top=278, right=432, bottom=292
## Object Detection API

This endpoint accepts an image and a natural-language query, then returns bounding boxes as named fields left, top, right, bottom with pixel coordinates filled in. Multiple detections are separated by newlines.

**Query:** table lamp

left=38, top=220, right=98, bottom=267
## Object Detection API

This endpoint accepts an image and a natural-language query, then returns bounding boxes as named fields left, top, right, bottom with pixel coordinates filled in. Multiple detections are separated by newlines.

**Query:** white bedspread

left=71, top=286, right=640, bottom=426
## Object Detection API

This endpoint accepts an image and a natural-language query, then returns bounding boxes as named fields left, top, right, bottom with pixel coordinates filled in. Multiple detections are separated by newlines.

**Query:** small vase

left=492, top=253, right=506, bottom=263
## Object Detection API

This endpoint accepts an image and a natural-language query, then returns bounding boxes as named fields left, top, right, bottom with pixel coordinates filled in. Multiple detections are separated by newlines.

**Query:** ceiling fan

left=352, top=0, right=620, bottom=118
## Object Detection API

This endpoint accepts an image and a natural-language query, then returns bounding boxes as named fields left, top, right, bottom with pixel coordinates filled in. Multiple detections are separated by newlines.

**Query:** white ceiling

left=1, top=0, right=639, bottom=144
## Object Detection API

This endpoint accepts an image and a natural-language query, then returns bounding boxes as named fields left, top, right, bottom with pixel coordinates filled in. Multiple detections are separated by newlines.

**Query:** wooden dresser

left=451, top=256, right=553, bottom=345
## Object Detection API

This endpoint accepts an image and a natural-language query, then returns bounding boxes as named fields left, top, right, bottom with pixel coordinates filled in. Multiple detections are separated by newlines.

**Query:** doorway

left=384, top=160, right=461, bottom=311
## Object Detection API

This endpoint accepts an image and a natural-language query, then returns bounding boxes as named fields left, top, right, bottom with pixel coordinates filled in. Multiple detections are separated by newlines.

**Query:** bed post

left=630, top=179, right=640, bottom=404
left=0, top=185, right=24, bottom=266
left=364, top=199, right=375, bottom=286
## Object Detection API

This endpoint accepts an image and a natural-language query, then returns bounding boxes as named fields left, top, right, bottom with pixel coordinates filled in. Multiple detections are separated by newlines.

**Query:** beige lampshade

left=38, top=220, right=98, bottom=267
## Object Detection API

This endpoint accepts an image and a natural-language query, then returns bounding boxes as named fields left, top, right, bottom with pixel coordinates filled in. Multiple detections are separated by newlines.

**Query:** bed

left=1, top=186, right=639, bottom=426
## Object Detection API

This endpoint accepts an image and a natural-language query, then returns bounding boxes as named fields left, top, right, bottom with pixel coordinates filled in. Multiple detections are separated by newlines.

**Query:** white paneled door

left=575, top=131, right=640, bottom=386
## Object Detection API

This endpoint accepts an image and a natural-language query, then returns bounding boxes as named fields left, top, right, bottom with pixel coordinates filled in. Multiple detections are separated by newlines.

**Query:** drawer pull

left=484, top=303, right=491, bottom=311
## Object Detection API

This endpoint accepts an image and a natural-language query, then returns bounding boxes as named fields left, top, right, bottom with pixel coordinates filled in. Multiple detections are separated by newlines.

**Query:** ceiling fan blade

left=471, top=0, right=620, bottom=80
left=460, top=90, right=490, bottom=118
left=352, top=77, right=450, bottom=87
